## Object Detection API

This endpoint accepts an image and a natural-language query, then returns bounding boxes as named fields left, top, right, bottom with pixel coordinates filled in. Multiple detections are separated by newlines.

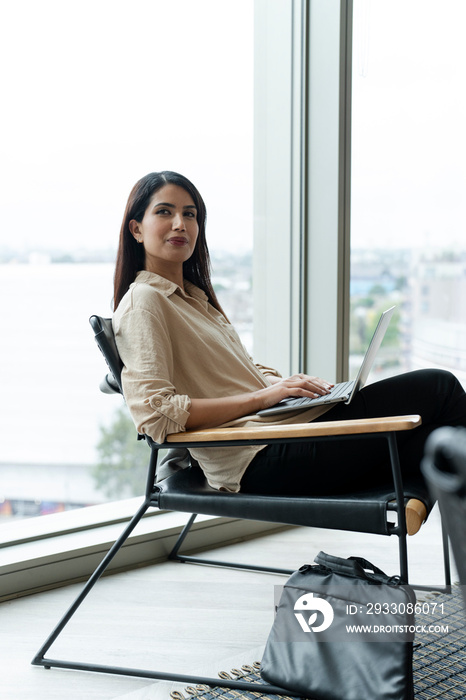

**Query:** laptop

left=257, top=305, right=395, bottom=417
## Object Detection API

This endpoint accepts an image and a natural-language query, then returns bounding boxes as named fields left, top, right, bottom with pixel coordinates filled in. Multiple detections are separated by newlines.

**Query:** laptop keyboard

left=279, top=380, right=354, bottom=408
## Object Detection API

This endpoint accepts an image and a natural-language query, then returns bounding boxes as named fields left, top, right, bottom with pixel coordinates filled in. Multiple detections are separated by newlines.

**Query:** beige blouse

left=113, top=270, right=330, bottom=491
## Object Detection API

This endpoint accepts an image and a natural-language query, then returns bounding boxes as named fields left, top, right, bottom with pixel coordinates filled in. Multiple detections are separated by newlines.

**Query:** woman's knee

left=417, top=368, right=462, bottom=394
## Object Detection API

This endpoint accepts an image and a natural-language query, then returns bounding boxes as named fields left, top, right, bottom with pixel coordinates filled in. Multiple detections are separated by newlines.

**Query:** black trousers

left=240, top=369, right=466, bottom=497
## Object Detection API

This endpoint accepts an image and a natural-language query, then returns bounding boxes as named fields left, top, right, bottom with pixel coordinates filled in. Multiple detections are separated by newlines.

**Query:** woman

left=113, top=171, right=466, bottom=531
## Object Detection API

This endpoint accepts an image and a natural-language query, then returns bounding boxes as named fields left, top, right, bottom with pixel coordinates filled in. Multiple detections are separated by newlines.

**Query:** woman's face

left=130, top=183, right=199, bottom=278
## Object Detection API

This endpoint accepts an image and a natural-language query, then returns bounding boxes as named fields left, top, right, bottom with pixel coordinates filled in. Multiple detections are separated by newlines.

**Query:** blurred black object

left=422, top=427, right=466, bottom=604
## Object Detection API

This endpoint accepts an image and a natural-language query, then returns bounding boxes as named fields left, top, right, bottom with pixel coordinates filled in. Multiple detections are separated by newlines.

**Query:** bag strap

left=314, top=551, right=388, bottom=581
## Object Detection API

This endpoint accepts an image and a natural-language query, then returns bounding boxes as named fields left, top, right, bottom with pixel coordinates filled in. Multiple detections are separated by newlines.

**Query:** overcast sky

left=352, top=0, right=466, bottom=250
left=0, top=0, right=254, bottom=255
left=0, top=0, right=464, bottom=256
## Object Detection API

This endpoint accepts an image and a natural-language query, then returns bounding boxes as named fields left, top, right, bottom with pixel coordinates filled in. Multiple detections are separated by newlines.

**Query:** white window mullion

left=254, top=0, right=352, bottom=381
left=253, top=0, right=305, bottom=375
left=304, top=0, right=352, bottom=382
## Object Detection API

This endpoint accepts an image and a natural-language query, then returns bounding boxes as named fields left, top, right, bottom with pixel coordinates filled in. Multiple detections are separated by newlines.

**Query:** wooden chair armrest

left=166, top=414, right=422, bottom=444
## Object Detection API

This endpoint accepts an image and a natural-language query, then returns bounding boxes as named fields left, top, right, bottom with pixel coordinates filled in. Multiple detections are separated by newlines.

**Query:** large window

left=0, top=0, right=253, bottom=519
left=350, top=0, right=466, bottom=385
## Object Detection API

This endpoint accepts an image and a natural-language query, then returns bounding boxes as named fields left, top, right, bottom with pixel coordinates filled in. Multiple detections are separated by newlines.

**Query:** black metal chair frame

left=31, top=315, right=452, bottom=691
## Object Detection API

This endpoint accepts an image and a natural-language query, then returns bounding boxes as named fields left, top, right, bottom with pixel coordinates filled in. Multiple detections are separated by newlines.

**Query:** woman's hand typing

left=255, top=374, right=334, bottom=409
left=185, top=374, right=334, bottom=431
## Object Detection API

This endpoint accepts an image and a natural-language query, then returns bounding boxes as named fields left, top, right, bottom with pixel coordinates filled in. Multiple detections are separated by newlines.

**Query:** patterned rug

left=171, top=586, right=466, bottom=700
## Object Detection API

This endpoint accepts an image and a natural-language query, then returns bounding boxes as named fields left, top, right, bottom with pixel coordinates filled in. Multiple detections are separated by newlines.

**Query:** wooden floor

left=1, top=505, right=456, bottom=700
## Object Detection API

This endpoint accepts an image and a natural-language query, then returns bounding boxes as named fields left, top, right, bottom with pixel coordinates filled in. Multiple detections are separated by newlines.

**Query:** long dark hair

left=113, top=171, right=225, bottom=316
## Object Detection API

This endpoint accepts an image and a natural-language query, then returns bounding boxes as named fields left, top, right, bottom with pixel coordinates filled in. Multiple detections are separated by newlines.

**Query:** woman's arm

left=186, top=374, right=334, bottom=430
left=114, top=305, right=192, bottom=443
left=115, top=297, right=333, bottom=436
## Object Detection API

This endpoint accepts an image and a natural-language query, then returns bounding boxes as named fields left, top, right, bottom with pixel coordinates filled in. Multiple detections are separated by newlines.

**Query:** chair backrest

left=422, top=426, right=466, bottom=597
left=89, top=315, right=123, bottom=395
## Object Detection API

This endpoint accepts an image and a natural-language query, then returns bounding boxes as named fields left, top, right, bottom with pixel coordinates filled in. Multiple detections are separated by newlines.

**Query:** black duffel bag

left=260, top=551, right=416, bottom=700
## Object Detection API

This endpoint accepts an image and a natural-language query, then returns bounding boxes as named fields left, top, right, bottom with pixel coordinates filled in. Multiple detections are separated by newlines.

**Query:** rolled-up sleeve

left=113, top=306, right=191, bottom=444
left=255, top=363, right=282, bottom=379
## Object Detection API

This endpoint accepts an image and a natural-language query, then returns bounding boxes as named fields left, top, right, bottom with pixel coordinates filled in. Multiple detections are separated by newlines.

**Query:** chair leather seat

left=152, top=466, right=428, bottom=536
